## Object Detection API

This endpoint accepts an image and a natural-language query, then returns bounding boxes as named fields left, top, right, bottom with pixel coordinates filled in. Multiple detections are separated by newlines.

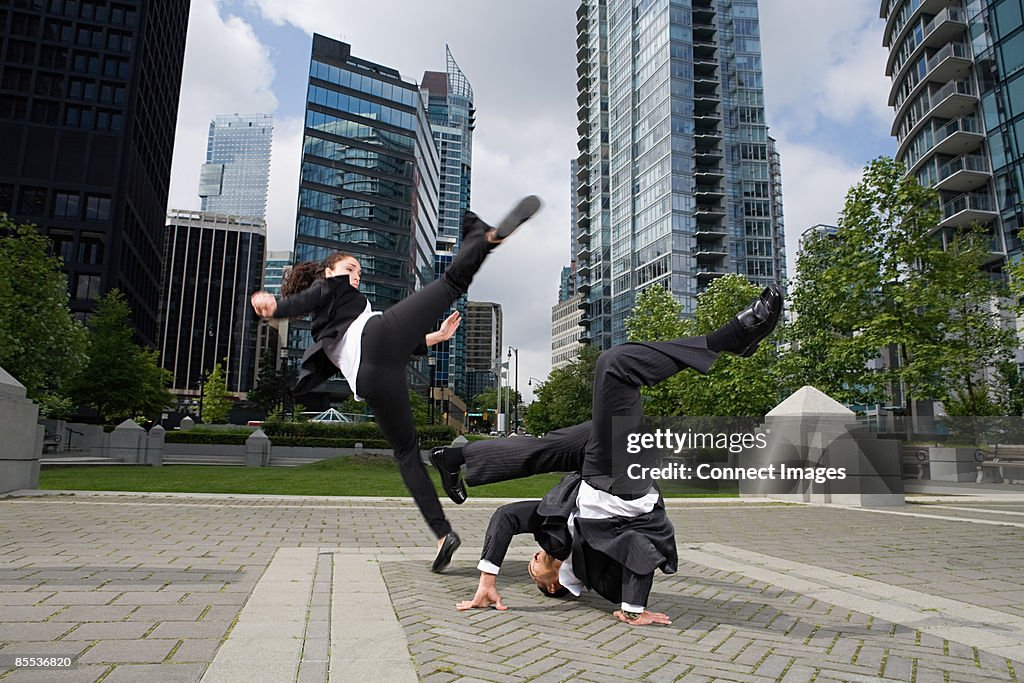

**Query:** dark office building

left=0, top=0, right=191, bottom=346
left=290, top=34, right=440, bottom=405
left=159, top=210, right=265, bottom=396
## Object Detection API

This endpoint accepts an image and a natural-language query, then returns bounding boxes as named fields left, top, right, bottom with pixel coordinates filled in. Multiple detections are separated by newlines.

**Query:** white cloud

left=167, top=0, right=278, bottom=214
left=772, top=136, right=866, bottom=274
left=760, top=0, right=892, bottom=131
left=265, top=115, right=303, bottom=249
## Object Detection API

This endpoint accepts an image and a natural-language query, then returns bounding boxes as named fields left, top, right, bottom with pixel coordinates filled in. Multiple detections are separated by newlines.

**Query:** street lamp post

left=427, top=355, right=437, bottom=425
left=508, top=346, right=519, bottom=435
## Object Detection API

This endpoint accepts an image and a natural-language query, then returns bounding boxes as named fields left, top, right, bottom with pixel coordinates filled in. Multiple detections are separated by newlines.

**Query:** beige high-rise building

left=552, top=294, right=585, bottom=370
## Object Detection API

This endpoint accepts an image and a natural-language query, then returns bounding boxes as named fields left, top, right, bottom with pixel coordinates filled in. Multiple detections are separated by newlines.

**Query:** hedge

left=165, top=422, right=457, bottom=450
left=165, top=432, right=250, bottom=445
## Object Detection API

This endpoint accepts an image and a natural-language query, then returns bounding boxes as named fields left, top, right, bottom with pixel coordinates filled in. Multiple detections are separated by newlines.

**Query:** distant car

left=247, top=420, right=263, bottom=426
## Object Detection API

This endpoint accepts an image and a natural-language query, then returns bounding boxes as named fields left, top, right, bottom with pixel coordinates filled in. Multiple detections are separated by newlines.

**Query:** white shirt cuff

left=621, top=602, right=645, bottom=613
left=477, top=559, right=501, bottom=575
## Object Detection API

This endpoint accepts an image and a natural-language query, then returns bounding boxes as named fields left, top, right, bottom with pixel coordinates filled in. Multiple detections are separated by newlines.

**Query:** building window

left=19, top=187, right=48, bottom=216
left=49, top=231, right=75, bottom=263
left=78, top=234, right=104, bottom=264
left=84, top=195, right=110, bottom=221
left=53, top=192, right=80, bottom=218
left=75, top=273, right=102, bottom=300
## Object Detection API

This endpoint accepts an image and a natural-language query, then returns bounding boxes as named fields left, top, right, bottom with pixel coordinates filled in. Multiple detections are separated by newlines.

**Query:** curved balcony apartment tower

left=881, top=0, right=1024, bottom=259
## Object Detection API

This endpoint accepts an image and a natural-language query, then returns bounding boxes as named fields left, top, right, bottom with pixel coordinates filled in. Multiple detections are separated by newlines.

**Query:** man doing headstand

left=431, top=285, right=783, bottom=625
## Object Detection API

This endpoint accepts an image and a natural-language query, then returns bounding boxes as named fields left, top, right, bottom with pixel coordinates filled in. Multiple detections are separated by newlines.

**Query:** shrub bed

left=165, top=423, right=457, bottom=449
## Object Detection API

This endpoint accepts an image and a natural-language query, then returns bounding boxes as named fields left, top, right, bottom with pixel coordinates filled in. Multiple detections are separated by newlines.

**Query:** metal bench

left=977, top=444, right=1024, bottom=484
left=901, top=445, right=929, bottom=480
left=42, top=431, right=61, bottom=453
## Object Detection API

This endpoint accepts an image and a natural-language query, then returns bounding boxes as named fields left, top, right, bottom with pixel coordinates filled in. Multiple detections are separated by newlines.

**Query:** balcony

left=576, top=117, right=588, bottom=137
left=931, top=115, right=985, bottom=155
left=935, top=153, right=991, bottom=192
left=889, top=41, right=972, bottom=107
left=883, top=0, right=953, bottom=49
left=696, top=267, right=728, bottom=282
left=695, top=203, right=726, bottom=218
left=695, top=226, right=727, bottom=238
left=695, top=246, right=728, bottom=261
left=577, top=73, right=589, bottom=91
left=938, top=191, right=998, bottom=229
left=904, top=115, right=986, bottom=174
left=695, top=164, right=724, bottom=179
left=693, top=40, right=718, bottom=56
left=575, top=158, right=589, bottom=180
left=577, top=101, right=589, bottom=120
left=695, top=186, right=726, bottom=199
left=576, top=225, right=591, bottom=242
left=693, top=21, right=716, bottom=39
left=886, top=6, right=968, bottom=77
left=576, top=195, right=590, bottom=216
left=695, top=147, right=724, bottom=162
left=576, top=44, right=589, bottom=63
left=694, top=103, right=720, bottom=120
left=893, top=78, right=977, bottom=139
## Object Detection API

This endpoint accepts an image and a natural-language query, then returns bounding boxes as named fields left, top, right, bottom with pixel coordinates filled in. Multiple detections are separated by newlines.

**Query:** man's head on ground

left=528, top=549, right=569, bottom=597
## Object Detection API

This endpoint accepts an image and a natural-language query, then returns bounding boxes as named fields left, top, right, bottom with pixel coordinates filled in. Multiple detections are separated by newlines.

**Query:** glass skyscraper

left=421, top=48, right=475, bottom=400
left=575, top=0, right=787, bottom=348
left=199, top=113, right=273, bottom=220
left=0, top=0, right=191, bottom=346
left=290, top=35, right=440, bottom=404
left=160, top=210, right=266, bottom=395
left=881, top=0, right=1024, bottom=263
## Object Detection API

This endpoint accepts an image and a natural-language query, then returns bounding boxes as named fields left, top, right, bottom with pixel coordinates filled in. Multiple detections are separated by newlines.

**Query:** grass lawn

left=38, top=454, right=737, bottom=498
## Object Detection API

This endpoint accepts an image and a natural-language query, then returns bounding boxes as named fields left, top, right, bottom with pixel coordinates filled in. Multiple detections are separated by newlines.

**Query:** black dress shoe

left=495, top=195, right=542, bottom=239
left=431, top=531, right=461, bottom=573
left=735, top=284, right=783, bottom=357
left=430, top=448, right=467, bottom=504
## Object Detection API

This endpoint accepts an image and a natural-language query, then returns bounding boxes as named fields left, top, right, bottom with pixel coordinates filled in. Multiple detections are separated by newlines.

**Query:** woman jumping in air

left=250, top=197, right=541, bottom=572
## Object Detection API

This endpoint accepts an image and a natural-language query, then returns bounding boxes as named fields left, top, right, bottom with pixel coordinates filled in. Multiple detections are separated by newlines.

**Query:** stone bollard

left=147, top=424, right=165, bottom=467
left=246, top=429, right=270, bottom=467
left=180, top=416, right=195, bottom=431
left=109, top=419, right=147, bottom=464
left=0, top=367, right=43, bottom=493
left=741, top=386, right=904, bottom=507
left=451, top=435, right=469, bottom=447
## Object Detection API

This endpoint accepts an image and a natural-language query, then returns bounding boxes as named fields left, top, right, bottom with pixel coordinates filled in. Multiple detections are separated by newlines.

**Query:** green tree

left=782, top=156, right=1015, bottom=417
left=0, top=218, right=87, bottom=416
left=71, top=290, right=173, bottom=422
left=625, top=276, right=782, bottom=417
left=470, top=387, right=523, bottom=426
left=201, top=363, right=232, bottom=424
left=248, top=347, right=288, bottom=411
left=524, top=345, right=598, bottom=435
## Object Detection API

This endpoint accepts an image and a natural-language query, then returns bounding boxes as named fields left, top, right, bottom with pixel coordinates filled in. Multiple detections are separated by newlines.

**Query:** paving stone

left=75, top=639, right=178, bottom=664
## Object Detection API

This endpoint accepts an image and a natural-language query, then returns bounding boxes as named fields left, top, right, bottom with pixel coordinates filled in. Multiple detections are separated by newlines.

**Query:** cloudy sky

left=167, top=0, right=896, bottom=401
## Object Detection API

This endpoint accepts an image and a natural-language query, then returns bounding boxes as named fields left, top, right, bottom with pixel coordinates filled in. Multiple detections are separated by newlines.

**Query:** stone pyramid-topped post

left=741, top=386, right=904, bottom=507
left=0, top=366, right=43, bottom=493
left=109, top=418, right=146, bottom=464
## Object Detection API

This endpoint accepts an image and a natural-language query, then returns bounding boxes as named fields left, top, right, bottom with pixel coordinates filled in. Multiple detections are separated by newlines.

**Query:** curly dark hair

left=280, top=252, right=354, bottom=297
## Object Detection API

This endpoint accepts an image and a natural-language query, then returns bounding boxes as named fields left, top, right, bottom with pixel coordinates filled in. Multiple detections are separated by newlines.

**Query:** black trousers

left=356, top=219, right=495, bottom=539
left=464, top=338, right=718, bottom=492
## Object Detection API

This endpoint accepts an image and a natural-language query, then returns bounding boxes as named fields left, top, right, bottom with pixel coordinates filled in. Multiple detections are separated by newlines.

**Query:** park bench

left=976, top=444, right=1024, bottom=484
left=900, top=445, right=929, bottom=480
left=42, top=431, right=61, bottom=453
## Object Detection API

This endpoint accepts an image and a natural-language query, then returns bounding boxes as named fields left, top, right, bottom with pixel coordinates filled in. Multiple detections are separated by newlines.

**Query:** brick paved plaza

left=1, top=491, right=1023, bottom=682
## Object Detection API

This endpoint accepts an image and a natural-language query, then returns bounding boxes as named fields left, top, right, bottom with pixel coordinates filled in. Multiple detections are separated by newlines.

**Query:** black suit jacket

left=481, top=473, right=677, bottom=608
left=272, top=276, right=366, bottom=394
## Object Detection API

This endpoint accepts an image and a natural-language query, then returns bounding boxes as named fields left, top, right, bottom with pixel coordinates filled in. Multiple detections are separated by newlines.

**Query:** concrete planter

left=928, top=447, right=983, bottom=482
